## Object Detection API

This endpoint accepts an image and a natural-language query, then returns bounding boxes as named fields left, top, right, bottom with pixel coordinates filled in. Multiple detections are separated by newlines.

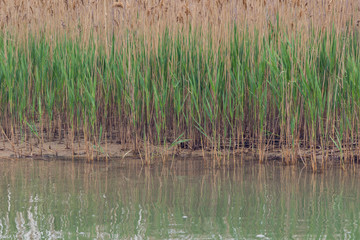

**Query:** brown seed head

left=113, top=1, right=124, bottom=8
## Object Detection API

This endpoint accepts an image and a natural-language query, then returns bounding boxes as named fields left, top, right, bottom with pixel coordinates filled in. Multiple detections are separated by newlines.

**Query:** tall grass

left=0, top=0, right=360, bottom=168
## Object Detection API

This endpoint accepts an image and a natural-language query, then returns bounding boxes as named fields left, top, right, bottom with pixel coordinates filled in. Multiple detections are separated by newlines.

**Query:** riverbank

left=0, top=138, right=357, bottom=168
left=1, top=1, right=360, bottom=170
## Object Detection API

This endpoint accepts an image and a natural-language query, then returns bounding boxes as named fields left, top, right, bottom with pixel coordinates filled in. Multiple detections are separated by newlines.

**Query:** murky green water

left=0, top=158, right=359, bottom=239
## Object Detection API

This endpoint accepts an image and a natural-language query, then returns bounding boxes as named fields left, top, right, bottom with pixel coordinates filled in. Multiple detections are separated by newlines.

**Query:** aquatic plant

left=0, top=0, right=359, bottom=169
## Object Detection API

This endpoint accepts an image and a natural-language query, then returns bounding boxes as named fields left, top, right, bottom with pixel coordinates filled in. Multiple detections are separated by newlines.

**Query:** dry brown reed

left=1, top=0, right=359, bottom=42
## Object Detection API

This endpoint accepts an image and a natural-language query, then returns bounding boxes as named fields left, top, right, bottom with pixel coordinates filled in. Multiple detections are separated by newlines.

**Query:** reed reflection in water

left=0, top=158, right=359, bottom=239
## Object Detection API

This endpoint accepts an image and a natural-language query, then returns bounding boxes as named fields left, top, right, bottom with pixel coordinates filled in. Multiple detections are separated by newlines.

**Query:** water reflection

left=0, top=158, right=359, bottom=239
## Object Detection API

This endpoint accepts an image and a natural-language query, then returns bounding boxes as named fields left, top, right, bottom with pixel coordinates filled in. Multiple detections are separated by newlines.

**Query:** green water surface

left=0, top=158, right=359, bottom=239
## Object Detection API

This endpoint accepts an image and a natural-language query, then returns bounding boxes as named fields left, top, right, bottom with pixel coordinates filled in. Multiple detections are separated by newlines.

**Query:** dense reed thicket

left=1, top=0, right=360, bottom=168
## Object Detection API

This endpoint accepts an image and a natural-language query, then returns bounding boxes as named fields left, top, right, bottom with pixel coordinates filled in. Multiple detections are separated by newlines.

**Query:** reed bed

left=1, top=0, right=360, bottom=169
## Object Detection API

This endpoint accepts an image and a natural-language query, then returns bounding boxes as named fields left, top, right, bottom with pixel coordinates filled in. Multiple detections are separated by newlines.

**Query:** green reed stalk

left=0, top=23, right=359, bottom=168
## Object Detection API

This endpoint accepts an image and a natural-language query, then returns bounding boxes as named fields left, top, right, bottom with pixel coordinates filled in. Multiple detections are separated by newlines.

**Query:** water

left=0, top=158, right=359, bottom=239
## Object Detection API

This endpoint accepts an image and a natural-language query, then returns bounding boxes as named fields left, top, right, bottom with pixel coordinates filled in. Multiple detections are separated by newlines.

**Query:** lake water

left=0, top=158, right=359, bottom=239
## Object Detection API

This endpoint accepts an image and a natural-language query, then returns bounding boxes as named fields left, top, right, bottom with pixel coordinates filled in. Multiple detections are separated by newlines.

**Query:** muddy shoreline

left=0, top=139, right=356, bottom=167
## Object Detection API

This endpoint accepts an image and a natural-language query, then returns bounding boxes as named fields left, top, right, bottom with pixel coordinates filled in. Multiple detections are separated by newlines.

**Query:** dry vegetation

left=0, top=0, right=360, bottom=170
left=1, top=0, right=359, bottom=40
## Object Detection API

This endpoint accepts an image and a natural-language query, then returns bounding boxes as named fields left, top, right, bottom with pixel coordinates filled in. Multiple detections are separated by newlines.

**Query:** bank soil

left=0, top=139, right=356, bottom=167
